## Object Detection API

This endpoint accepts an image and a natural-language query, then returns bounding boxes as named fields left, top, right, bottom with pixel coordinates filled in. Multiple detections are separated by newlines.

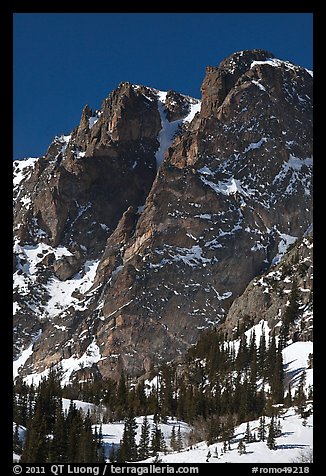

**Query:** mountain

left=13, top=49, right=313, bottom=384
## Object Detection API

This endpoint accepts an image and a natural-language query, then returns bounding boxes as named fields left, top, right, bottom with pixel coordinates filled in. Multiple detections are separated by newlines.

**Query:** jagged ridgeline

left=13, top=49, right=312, bottom=384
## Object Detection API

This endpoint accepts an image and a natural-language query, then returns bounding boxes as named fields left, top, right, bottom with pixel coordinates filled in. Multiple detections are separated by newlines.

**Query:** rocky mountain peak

left=13, top=50, right=312, bottom=385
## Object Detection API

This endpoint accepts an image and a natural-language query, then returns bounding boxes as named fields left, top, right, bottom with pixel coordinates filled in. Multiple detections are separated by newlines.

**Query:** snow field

left=139, top=408, right=312, bottom=464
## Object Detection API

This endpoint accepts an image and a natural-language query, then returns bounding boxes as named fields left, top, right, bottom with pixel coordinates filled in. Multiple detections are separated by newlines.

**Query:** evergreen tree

left=258, top=416, right=266, bottom=442
left=207, top=415, right=220, bottom=445
left=237, top=439, right=246, bottom=455
left=109, top=443, right=116, bottom=463
left=160, top=365, right=175, bottom=419
left=267, top=416, right=277, bottom=450
left=66, top=402, right=84, bottom=462
left=120, top=413, right=138, bottom=462
left=150, top=423, right=166, bottom=456
left=176, top=425, right=183, bottom=452
left=133, top=380, right=147, bottom=416
left=116, top=372, right=128, bottom=418
left=284, top=384, right=292, bottom=408
left=266, top=332, right=277, bottom=381
left=138, top=416, right=150, bottom=460
left=294, top=371, right=307, bottom=414
left=77, top=421, right=97, bottom=463
left=96, top=423, right=106, bottom=463
left=276, top=419, right=282, bottom=438
left=21, top=408, right=48, bottom=463
left=13, top=424, right=22, bottom=455
left=248, top=330, right=257, bottom=362
left=248, top=354, right=258, bottom=418
left=170, top=425, right=177, bottom=452
left=48, top=404, right=67, bottom=463
left=236, top=334, right=249, bottom=371
left=272, top=342, right=284, bottom=404
left=280, top=280, right=301, bottom=347
left=244, top=422, right=251, bottom=443
left=258, top=327, right=267, bottom=378
left=36, top=367, right=62, bottom=434
left=17, top=386, right=28, bottom=427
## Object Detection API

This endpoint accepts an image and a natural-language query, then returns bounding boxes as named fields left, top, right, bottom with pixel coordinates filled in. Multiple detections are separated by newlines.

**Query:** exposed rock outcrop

left=13, top=50, right=312, bottom=383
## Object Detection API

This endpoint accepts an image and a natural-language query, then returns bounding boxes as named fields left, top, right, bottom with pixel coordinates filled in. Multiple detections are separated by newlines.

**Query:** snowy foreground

left=13, top=406, right=312, bottom=464
left=94, top=408, right=312, bottom=464
left=13, top=340, right=313, bottom=463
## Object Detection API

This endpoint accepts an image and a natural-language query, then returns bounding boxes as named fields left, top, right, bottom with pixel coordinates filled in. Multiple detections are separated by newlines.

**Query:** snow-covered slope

left=139, top=408, right=312, bottom=463
left=93, top=415, right=191, bottom=459
left=155, top=90, right=200, bottom=166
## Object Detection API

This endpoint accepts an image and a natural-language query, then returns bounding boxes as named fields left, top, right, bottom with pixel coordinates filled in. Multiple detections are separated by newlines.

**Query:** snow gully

left=50, top=466, right=100, bottom=476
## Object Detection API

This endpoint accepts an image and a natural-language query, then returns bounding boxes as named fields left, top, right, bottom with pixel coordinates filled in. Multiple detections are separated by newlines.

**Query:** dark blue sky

left=13, top=13, right=313, bottom=161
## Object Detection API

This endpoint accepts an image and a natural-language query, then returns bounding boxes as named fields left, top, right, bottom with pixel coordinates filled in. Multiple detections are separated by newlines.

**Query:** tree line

left=14, top=320, right=312, bottom=462
left=14, top=368, right=105, bottom=463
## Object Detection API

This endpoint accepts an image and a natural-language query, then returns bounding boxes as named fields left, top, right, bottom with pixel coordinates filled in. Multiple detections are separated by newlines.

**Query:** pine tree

left=280, top=279, right=301, bottom=347
left=13, top=424, right=22, bottom=455
left=271, top=342, right=284, bottom=404
left=17, top=386, right=28, bottom=427
left=248, top=330, right=257, bottom=362
left=116, top=372, right=128, bottom=418
left=109, top=443, right=116, bottom=463
left=237, top=439, right=246, bottom=455
left=66, top=402, right=84, bottom=462
left=134, top=380, right=147, bottom=415
left=207, top=415, right=220, bottom=445
left=77, top=424, right=96, bottom=463
left=170, top=425, right=177, bottom=452
left=244, top=422, right=251, bottom=443
left=284, top=384, right=292, bottom=407
left=248, top=353, right=258, bottom=418
left=138, top=416, right=150, bottom=460
left=267, top=416, right=277, bottom=450
left=150, top=423, right=166, bottom=456
left=120, top=413, right=138, bottom=462
left=236, top=334, right=249, bottom=371
left=176, top=425, right=183, bottom=452
left=48, top=404, right=67, bottom=463
left=266, top=332, right=277, bottom=381
left=276, top=419, right=282, bottom=437
left=258, top=416, right=266, bottom=442
left=96, top=423, right=106, bottom=463
left=294, top=371, right=307, bottom=415
left=160, top=364, right=175, bottom=419
left=21, top=408, right=49, bottom=463
left=258, top=327, right=267, bottom=378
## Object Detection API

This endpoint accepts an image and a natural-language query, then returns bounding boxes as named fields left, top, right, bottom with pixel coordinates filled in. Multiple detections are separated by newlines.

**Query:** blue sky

left=13, top=13, right=313, bottom=160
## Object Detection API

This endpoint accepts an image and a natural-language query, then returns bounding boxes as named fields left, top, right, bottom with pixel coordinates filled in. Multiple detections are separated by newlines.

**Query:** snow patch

left=23, top=337, right=103, bottom=386
left=45, top=260, right=100, bottom=317
left=200, top=176, right=254, bottom=197
left=283, top=341, right=313, bottom=393
left=13, top=330, right=42, bottom=379
left=155, top=91, right=200, bottom=167
left=13, top=157, right=38, bottom=187
left=272, top=233, right=297, bottom=265
left=244, top=137, right=267, bottom=153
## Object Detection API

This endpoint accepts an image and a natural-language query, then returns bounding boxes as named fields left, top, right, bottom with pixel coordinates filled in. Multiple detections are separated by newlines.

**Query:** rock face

left=13, top=50, right=313, bottom=383
left=219, top=232, right=313, bottom=342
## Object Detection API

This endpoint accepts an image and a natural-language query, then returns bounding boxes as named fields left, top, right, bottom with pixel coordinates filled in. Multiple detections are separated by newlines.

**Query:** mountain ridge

left=13, top=49, right=313, bottom=384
